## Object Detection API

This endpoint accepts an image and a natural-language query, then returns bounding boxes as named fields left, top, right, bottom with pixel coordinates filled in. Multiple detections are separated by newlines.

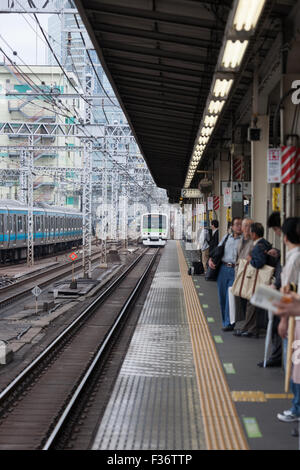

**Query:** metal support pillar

left=121, top=185, right=128, bottom=249
left=27, top=136, right=34, bottom=266
left=110, top=170, right=117, bottom=241
left=100, top=143, right=108, bottom=267
left=82, top=140, right=92, bottom=278
left=19, top=149, right=27, bottom=204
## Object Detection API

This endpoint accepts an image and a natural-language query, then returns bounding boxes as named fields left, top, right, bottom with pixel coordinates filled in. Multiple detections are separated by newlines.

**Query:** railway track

left=0, top=248, right=159, bottom=450
left=0, top=242, right=126, bottom=310
left=0, top=252, right=100, bottom=310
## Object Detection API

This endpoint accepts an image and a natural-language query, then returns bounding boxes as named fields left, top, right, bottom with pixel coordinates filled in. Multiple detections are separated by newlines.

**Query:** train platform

left=92, top=240, right=298, bottom=451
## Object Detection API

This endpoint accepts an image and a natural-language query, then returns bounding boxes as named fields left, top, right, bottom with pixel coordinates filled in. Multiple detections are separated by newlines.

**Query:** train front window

left=143, top=215, right=166, bottom=230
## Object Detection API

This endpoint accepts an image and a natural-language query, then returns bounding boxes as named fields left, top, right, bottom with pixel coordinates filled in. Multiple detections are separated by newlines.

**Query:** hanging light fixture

left=233, top=0, right=266, bottom=31
left=213, top=78, right=234, bottom=97
left=221, top=40, right=248, bottom=69
left=208, top=100, right=225, bottom=114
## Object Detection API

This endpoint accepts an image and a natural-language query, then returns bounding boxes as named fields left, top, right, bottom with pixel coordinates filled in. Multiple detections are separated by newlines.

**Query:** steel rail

left=0, top=251, right=101, bottom=310
left=42, top=248, right=159, bottom=449
left=0, top=248, right=149, bottom=404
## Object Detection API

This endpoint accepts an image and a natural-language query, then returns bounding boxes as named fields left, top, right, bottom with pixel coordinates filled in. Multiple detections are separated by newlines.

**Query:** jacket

left=250, top=238, right=273, bottom=269
left=209, top=229, right=219, bottom=256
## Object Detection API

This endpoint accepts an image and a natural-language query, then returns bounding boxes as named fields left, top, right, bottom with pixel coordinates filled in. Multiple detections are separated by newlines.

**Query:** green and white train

left=141, top=213, right=168, bottom=246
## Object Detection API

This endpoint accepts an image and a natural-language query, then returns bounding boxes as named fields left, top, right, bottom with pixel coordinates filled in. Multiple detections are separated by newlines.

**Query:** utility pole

left=100, top=141, right=108, bottom=267
left=27, top=135, right=34, bottom=266
left=82, top=140, right=93, bottom=278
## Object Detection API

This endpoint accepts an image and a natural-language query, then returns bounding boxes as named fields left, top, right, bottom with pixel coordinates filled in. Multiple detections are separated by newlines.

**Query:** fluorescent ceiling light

left=208, top=100, right=225, bottom=114
left=198, top=136, right=209, bottom=144
left=213, top=78, right=234, bottom=97
left=201, top=127, right=213, bottom=136
left=233, top=0, right=266, bottom=31
left=204, top=115, right=218, bottom=127
left=222, top=40, right=248, bottom=69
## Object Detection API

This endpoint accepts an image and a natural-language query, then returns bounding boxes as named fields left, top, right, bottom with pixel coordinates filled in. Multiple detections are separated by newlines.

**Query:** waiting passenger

left=267, top=211, right=282, bottom=237
left=257, top=212, right=283, bottom=367
left=233, top=218, right=253, bottom=336
left=274, top=218, right=300, bottom=423
left=238, top=222, right=273, bottom=338
left=209, top=217, right=242, bottom=331
left=209, top=220, right=219, bottom=257
left=199, top=226, right=211, bottom=274
left=274, top=292, right=300, bottom=318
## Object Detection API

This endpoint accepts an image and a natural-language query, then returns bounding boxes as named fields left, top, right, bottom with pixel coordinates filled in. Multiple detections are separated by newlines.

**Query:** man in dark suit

left=209, top=220, right=219, bottom=257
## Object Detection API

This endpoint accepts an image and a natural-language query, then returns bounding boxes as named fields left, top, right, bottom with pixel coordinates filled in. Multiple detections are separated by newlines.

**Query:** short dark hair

left=211, top=219, right=219, bottom=228
left=267, top=212, right=281, bottom=229
left=250, top=222, right=264, bottom=238
left=281, top=217, right=300, bottom=244
left=232, top=217, right=242, bottom=226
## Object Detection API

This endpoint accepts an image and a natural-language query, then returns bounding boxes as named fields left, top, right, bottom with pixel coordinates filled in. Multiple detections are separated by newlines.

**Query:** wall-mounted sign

left=242, top=182, right=251, bottom=195
left=272, top=187, right=281, bottom=211
left=221, top=181, right=251, bottom=196
left=224, top=187, right=232, bottom=207
left=232, top=181, right=243, bottom=192
left=181, top=188, right=202, bottom=198
left=232, top=191, right=243, bottom=202
left=267, top=148, right=281, bottom=183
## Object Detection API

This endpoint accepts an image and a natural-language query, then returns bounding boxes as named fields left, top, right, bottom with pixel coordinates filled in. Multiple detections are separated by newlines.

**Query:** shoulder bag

left=231, top=259, right=275, bottom=300
left=205, top=234, right=229, bottom=281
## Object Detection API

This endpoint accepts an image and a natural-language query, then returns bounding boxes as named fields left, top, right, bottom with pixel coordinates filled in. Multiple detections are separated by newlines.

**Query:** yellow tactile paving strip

left=232, top=391, right=294, bottom=402
left=177, top=241, right=249, bottom=450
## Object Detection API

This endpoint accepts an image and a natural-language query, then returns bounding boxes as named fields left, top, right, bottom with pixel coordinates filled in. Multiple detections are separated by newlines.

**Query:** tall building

left=0, top=62, right=82, bottom=206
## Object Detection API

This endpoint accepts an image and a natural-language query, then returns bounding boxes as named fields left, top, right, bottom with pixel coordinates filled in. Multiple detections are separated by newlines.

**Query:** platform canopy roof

left=75, top=0, right=297, bottom=202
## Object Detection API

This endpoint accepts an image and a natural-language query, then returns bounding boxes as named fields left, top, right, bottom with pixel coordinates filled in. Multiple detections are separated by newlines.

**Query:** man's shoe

left=222, top=324, right=235, bottom=332
left=233, top=330, right=242, bottom=336
left=277, top=412, right=300, bottom=423
left=257, top=359, right=282, bottom=368
left=241, top=331, right=255, bottom=338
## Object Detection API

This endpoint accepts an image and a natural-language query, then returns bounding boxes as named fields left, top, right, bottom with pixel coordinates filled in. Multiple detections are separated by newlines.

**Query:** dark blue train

left=0, top=199, right=83, bottom=263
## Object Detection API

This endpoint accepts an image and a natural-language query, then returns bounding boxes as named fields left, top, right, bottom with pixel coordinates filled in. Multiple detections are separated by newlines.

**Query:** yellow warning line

left=177, top=242, right=249, bottom=450
left=232, top=391, right=293, bottom=402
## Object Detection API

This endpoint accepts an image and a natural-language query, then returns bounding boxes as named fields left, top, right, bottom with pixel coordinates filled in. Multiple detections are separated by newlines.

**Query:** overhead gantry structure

left=74, top=0, right=297, bottom=202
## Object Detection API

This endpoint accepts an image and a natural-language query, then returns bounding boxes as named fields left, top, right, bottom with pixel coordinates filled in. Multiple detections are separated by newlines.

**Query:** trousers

left=201, top=248, right=210, bottom=273
left=283, top=337, right=300, bottom=416
left=217, top=264, right=235, bottom=327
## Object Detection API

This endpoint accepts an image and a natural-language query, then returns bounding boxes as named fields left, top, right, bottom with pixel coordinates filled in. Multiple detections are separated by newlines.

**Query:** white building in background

left=0, top=63, right=83, bottom=206
left=47, top=2, right=172, bottom=243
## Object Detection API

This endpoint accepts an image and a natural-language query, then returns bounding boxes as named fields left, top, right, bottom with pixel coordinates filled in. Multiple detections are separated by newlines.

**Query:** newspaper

left=250, top=285, right=284, bottom=312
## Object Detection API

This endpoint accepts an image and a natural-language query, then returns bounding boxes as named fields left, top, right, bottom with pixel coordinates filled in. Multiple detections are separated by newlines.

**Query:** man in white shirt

left=274, top=217, right=300, bottom=423
left=199, top=226, right=210, bottom=273
left=209, top=217, right=242, bottom=331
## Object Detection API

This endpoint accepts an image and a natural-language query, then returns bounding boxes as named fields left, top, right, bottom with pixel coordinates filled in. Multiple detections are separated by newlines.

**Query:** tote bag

left=231, top=259, right=275, bottom=300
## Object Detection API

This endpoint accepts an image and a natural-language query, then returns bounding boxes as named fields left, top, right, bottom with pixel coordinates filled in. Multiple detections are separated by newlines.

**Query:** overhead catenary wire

left=73, top=12, right=120, bottom=109
left=0, top=9, right=163, bottom=204
left=34, top=11, right=98, bottom=111
left=0, top=39, right=83, bottom=123
left=0, top=48, right=83, bottom=123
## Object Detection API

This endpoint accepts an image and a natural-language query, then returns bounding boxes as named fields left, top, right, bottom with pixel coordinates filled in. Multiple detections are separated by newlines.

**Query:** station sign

left=181, top=188, right=202, bottom=198
left=221, top=181, right=251, bottom=195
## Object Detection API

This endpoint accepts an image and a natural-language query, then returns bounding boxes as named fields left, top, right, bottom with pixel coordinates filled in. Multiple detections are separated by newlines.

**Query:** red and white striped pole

left=281, top=146, right=298, bottom=184
left=233, top=156, right=245, bottom=181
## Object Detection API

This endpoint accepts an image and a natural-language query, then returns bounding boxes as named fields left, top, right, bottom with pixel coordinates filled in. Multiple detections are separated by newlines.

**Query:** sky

left=0, top=13, right=50, bottom=65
